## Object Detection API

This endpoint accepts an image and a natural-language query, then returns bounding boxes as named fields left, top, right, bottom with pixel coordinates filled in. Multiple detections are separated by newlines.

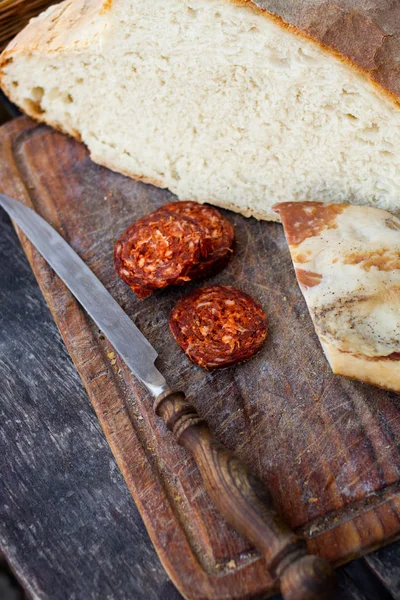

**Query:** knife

left=0, top=192, right=336, bottom=600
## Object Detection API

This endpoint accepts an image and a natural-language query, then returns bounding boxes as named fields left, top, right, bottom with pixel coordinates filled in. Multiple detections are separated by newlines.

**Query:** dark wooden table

left=0, top=104, right=400, bottom=600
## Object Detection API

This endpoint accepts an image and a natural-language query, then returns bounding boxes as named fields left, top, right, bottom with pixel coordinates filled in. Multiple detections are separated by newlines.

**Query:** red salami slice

left=114, top=212, right=211, bottom=299
left=169, top=285, right=268, bottom=369
left=157, top=201, right=235, bottom=279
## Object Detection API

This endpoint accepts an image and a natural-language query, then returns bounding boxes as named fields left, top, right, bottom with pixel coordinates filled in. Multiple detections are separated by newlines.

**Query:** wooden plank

left=365, top=544, right=400, bottom=599
left=0, top=207, right=183, bottom=600
left=341, top=560, right=393, bottom=600
left=336, top=570, right=373, bottom=600
left=2, top=116, right=400, bottom=599
left=4, top=200, right=400, bottom=600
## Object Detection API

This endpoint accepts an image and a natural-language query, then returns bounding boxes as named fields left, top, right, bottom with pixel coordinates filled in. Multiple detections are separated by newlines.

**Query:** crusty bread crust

left=251, top=0, right=400, bottom=106
left=0, top=0, right=108, bottom=59
left=0, top=0, right=109, bottom=114
left=94, top=152, right=281, bottom=221
left=225, top=0, right=400, bottom=108
left=1, top=0, right=400, bottom=223
left=2, top=0, right=400, bottom=116
left=90, top=152, right=166, bottom=189
left=6, top=99, right=83, bottom=142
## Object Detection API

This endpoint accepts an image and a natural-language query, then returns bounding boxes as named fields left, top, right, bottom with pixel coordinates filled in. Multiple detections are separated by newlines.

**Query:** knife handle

left=154, top=390, right=336, bottom=600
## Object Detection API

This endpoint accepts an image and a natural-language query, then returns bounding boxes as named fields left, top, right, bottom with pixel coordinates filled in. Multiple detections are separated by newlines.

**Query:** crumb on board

left=227, top=560, right=236, bottom=569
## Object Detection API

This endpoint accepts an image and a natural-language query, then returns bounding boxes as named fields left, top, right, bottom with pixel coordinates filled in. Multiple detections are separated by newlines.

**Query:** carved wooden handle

left=154, top=390, right=337, bottom=600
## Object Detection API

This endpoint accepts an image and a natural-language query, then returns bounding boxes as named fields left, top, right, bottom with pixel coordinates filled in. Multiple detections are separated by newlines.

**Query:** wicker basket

left=0, top=0, right=58, bottom=51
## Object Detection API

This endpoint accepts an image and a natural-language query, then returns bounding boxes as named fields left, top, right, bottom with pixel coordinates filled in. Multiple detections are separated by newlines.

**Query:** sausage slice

left=170, top=285, right=268, bottom=368
left=157, top=201, right=235, bottom=279
left=114, top=212, right=211, bottom=299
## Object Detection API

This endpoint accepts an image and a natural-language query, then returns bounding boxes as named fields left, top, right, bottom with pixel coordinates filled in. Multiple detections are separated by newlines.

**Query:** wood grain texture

left=155, top=390, right=302, bottom=569
left=0, top=206, right=183, bottom=600
left=154, top=390, right=336, bottom=600
left=365, top=544, right=400, bottom=599
left=1, top=116, right=400, bottom=600
left=2, top=202, right=400, bottom=600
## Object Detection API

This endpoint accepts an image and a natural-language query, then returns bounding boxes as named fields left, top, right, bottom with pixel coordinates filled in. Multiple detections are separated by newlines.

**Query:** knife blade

left=0, top=192, right=335, bottom=600
left=0, top=192, right=168, bottom=397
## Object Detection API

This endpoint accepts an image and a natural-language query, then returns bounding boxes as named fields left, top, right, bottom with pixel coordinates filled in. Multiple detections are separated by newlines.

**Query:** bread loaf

left=1, top=0, right=400, bottom=221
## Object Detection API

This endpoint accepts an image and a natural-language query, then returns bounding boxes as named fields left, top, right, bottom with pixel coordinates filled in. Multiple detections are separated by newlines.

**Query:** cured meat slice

left=114, top=211, right=211, bottom=299
left=169, top=285, right=268, bottom=369
left=157, top=201, right=235, bottom=279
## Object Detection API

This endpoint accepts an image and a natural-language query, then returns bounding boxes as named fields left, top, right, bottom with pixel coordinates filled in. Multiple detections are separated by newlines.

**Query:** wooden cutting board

left=2, top=116, right=400, bottom=600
